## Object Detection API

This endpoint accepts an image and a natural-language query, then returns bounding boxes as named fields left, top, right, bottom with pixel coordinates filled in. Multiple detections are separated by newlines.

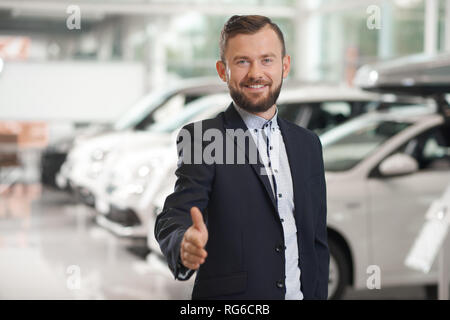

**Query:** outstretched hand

left=180, top=207, right=208, bottom=270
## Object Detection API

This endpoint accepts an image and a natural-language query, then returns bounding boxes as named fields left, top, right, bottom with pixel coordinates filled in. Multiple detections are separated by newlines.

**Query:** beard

left=228, top=76, right=283, bottom=113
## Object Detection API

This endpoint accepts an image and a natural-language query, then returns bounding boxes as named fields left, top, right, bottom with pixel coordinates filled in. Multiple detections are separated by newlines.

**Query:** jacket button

left=276, top=280, right=284, bottom=288
left=275, top=245, right=284, bottom=253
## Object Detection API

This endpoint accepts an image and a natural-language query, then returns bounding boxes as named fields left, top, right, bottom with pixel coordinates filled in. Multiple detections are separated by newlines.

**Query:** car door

left=367, top=124, right=450, bottom=285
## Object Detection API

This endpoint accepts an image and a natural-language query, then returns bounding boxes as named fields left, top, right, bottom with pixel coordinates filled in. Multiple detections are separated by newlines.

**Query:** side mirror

left=379, top=153, right=418, bottom=177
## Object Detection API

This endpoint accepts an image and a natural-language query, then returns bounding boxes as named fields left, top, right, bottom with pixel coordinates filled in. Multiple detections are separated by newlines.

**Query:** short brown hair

left=219, top=15, right=286, bottom=62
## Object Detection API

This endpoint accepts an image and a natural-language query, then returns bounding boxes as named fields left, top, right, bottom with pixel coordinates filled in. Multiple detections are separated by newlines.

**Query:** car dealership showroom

left=0, top=0, right=449, bottom=301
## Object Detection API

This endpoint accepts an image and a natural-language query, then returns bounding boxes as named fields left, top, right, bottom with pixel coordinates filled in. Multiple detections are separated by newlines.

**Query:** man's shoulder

left=180, top=112, right=226, bottom=133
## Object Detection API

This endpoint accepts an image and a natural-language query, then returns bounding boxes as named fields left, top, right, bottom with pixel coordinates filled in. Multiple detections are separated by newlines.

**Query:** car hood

left=68, top=130, right=172, bottom=161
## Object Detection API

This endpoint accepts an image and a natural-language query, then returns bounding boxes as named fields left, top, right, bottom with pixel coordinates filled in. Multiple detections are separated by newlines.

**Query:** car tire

left=328, top=239, right=350, bottom=300
left=424, top=284, right=437, bottom=300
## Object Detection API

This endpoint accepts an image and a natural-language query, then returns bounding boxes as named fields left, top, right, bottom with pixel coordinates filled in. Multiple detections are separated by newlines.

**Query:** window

left=277, top=103, right=304, bottom=124
left=398, top=123, right=450, bottom=171
left=309, top=101, right=352, bottom=134
left=416, top=125, right=450, bottom=170
left=152, top=94, right=186, bottom=123
left=321, top=117, right=411, bottom=172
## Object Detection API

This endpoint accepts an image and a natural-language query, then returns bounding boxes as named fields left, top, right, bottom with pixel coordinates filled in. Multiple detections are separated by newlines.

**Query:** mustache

left=240, top=79, right=272, bottom=86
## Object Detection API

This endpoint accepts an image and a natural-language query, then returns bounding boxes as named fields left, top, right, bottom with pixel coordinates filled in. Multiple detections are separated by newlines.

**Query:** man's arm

left=154, top=123, right=214, bottom=280
left=312, top=134, right=330, bottom=299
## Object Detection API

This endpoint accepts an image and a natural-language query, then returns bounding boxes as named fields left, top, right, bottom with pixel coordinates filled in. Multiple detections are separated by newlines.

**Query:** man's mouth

left=242, top=84, right=269, bottom=91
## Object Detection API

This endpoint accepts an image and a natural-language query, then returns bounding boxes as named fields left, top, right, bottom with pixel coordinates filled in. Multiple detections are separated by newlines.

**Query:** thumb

left=190, top=206, right=206, bottom=232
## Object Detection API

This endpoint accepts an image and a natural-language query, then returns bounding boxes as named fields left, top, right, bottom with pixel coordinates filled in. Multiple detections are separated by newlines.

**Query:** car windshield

left=113, top=88, right=172, bottom=131
left=320, top=116, right=412, bottom=172
left=143, top=97, right=217, bottom=133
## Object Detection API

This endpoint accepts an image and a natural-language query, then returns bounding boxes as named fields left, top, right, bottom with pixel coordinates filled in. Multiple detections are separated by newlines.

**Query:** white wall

left=0, top=61, right=145, bottom=122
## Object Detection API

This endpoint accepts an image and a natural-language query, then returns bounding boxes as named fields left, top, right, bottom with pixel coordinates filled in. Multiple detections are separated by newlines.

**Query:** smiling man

left=217, top=18, right=287, bottom=117
left=155, top=15, right=329, bottom=300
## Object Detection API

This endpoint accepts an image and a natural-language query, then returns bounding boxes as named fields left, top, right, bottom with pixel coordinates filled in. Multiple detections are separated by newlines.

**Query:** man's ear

left=216, top=60, right=227, bottom=82
left=282, top=55, right=291, bottom=79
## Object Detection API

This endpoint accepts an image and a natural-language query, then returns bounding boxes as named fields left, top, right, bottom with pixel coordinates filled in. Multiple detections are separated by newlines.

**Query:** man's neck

left=246, top=104, right=277, bottom=120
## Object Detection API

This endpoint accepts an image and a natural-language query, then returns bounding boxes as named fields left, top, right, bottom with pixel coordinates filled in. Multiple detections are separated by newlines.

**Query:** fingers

left=185, top=229, right=206, bottom=248
left=182, top=260, right=200, bottom=270
left=190, top=207, right=206, bottom=232
left=181, top=251, right=206, bottom=269
left=182, top=241, right=208, bottom=259
left=180, top=239, right=207, bottom=270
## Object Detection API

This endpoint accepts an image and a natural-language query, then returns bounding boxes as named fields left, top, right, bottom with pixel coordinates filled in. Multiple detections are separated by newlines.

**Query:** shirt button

left=278, top=193, right=282, bottom=198
left=276, top=280, right=284, bottom=289
left=280, top=218, right=284, bottom=223
left=274, top=169, right=278, bottom=173
left=269, top=146, right=273, bottom=150
left=254, top=129, right=258, bottom=133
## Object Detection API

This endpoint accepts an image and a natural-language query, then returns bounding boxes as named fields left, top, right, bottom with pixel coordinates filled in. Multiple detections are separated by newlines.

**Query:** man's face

left=216, top=25, right=291, bottom=113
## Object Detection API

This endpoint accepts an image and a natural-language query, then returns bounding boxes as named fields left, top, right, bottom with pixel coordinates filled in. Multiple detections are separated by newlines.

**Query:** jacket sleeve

left=154, top=122, right=215, bottom=281
left=313, top=134, right=330, bottom=299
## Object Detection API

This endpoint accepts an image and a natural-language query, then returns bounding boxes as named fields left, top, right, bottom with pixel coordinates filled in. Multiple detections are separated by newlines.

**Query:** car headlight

left=124, top=184, right=145, bottom=195
left=117, top=166, right=151, bottom=196
left=137, top=165, right=151, bottom=178
left=91, top=148, right=108, bottom=162
left=117, top=157, right=163, bottom=196
left=86, top=149, right=110, bottom=179
left=87, top=161, right=105, bottom=179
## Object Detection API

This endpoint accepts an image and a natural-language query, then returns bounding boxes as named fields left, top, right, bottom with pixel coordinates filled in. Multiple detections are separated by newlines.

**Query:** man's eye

left=263, top=58, right=273, bottom=63
left=237, top=60, right=247, bottom=64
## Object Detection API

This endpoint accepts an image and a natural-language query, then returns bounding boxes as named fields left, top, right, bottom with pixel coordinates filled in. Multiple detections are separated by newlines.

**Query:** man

left=155, top=15, right=329, bottom=300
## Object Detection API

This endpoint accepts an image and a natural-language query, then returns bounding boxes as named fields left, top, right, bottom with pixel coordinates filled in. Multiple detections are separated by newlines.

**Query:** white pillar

left=96, top=18, right=115, bottom=61
left=424, top=0, right=439, bottom=55
left=145, top=18, right=168, bottom=91
left=294, top=0, right=322, bottom=81
left=328, top=12, right=343, bottom=82
left=446, top=0, right=450, bottom=52
left=378, top=0, right=393, bottom=59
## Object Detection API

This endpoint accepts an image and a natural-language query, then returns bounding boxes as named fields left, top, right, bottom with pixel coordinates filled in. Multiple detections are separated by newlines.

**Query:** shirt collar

left=233, top=102, right=278, bottom=130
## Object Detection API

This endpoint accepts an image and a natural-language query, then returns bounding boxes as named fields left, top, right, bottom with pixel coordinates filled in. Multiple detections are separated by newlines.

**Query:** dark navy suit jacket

left=155, top=103, right=329, bottom=299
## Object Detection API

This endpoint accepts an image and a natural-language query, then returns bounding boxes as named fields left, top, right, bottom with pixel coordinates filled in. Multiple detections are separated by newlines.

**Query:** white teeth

left=248, top=85, right=264, bottom=88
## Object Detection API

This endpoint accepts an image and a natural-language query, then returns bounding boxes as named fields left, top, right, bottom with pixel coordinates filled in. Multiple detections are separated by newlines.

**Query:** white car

left=94, top=93, right=232, bottom=236
left=325, top=107, right=449, bottom=299
left=60, top=83, right=421, bottom=208
left=55, top=77, right=227, bottom=191
left=100, top=86, right=422, bottom=237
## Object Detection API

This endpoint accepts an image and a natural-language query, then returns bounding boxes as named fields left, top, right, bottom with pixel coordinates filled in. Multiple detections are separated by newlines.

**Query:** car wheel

left=328, top=239, right=350, bottom=300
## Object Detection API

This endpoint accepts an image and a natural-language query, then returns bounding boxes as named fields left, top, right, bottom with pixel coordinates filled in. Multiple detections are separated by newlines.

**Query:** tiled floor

left=0, top=184, right=434, bottom=300
left=0, top=184, right=194, bottom=299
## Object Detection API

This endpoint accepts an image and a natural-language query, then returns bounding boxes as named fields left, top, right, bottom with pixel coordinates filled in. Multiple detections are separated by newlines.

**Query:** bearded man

left=155, top=15, right=329, bottom=300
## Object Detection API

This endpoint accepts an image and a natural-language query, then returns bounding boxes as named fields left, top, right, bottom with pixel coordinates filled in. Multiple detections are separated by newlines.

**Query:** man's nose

left=247, top=61, right=264, bottom=80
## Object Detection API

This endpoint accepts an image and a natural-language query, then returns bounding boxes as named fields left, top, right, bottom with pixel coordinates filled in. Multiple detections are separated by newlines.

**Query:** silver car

left=322, top=106, right=450, bottom=299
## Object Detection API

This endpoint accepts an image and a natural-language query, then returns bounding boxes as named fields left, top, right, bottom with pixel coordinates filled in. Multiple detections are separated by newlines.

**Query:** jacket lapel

left=223, top=104, right=277, bottom=211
